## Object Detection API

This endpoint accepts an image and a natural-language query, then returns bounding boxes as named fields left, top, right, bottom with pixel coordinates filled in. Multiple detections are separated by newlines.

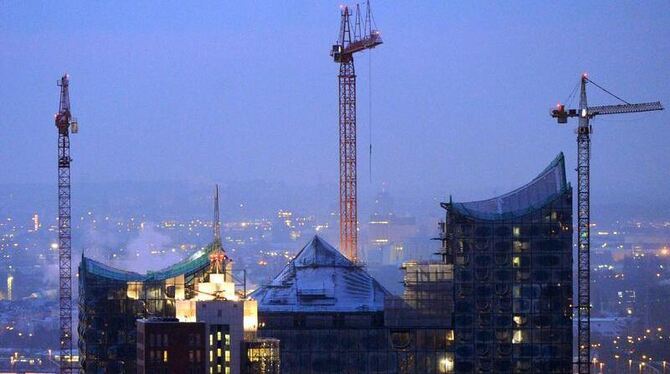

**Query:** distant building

left=136, top=317, right=206, bottom=374
left=439, top=153, right=573, bottom=373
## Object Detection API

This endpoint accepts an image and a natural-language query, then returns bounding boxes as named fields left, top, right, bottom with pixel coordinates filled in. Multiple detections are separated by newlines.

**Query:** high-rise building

left=439, top=153, right=573, bottom=373
left=78, top=246, right=218, bottom=373
left=136, top=317, right=206, bottom=374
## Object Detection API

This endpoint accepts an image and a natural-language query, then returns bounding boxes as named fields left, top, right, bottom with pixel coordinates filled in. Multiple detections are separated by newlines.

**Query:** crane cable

left=369, top=50, right=373, bottom=183
left=585, top=78, right=631, bottom=105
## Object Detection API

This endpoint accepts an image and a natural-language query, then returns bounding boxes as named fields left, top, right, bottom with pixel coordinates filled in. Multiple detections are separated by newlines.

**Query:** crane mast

left=551, top=74, right=663, bottom=374
left=55, top=74, right=77, bottom=374
left=331, top=1, right=382, bottom=261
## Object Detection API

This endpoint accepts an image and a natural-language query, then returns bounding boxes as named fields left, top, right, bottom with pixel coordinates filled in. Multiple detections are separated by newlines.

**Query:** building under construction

left=439, top=153, right=573, bottom=373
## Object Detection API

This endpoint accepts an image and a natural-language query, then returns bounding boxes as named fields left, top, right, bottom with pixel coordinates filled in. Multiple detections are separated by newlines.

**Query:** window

left=512, top=330, right=525, bottom=344
left=513, top=226, right=520, bottom=237
left=163, top=350, right=168, bottom=362
left=512, top=256, right=521, bottom=267
left=209, top=334, right=213, bottom=345
left=513, top=315, right=527, bottom=326
left=225, top=350, right=230, bottom=362
left=217, top=331, right=222, bottom=341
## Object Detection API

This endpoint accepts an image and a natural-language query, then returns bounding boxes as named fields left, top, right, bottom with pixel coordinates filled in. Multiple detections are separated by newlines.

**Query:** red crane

left=55, top=74, right=78, bottom=374
left=331, top=1, right=382, bottom=261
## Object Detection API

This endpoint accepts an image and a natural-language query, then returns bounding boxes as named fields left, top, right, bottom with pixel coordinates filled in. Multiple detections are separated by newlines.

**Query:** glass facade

left=243, top=338, right=281, bottom=374
left=440, top=153, right=573, bottom=373
left=78, top=246, right=214, bottom=373
left=257, top=311, right=395, bottom=373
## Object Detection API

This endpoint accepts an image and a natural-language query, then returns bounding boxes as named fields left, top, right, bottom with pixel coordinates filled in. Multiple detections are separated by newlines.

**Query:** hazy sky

left=1, top=1, right=669, bottom=211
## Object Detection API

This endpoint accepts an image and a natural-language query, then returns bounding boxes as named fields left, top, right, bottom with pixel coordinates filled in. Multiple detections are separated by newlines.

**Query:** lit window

left=512, top=256, right=521, bottom=267
left=217, top=331, right=222, bottom=341
left=210, top=334, right=213, bottom=345
left=163, top=350, right=168, bottom=362
left=225, top=350, right=230, bottom=362
left=217, top=348, right=222, bottom=358
left=512, top=330, right=525, bottom=344
left=513, top=315, right=526, bottom=326
left=225, top=334, right=230, bottom=346
left=513, top=227, right=520, bottom=237
left=217, top=364, right=222, bottom=373
left=209, top=350, right=213, bottom=362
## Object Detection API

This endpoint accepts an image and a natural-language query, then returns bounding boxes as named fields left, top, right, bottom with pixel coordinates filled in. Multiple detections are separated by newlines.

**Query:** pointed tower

left=213, top=184, right=221, bottom=245
left=209, top=184, right=231, bottom=279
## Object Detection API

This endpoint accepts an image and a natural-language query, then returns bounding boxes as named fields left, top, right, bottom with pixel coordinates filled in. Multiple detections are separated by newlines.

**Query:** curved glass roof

left=81, top=244, right=215, bottom=282
left=449, top=153, right=569, bottom=220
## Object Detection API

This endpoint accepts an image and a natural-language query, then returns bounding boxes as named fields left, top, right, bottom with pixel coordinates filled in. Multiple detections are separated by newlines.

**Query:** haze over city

left=1, top=1, right=669, bottom=373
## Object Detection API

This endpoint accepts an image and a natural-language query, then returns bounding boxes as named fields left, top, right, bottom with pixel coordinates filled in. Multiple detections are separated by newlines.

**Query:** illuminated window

left=217, top=364, right=222, bottom=373
left=512, top=256, right=521, bottom=267
left=513, top=227, right=520, bottom=237
left=217, top=348, right=222, bottom=358
left=446, top=330, right=454, bottom=341
left=225, top=334, right=230, bottom=346
left=512, top=330, right=525, bottom=344
left=217, top=331, right=222, bottom=341
left=225, top=350, right=230, bottom=362
left=163, top=350, right=168, bottom=362
left=209, top=334, right=213, bottom=345
left=439, top=354, right=454, bottom=373
left=209, top=351, right=213, bottom=362
left=225, top=368, right=230, bottom=374
left=513, top=315, right=526, bottom=326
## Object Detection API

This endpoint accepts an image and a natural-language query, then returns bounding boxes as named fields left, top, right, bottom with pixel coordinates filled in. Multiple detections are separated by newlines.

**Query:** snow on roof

left=251, top=235, right=389, bottom=313
left=450, top=152, right=569, bottom=220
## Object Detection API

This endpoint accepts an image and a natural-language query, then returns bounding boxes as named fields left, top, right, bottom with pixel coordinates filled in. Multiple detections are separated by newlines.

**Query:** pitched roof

left=251, top=236, right=389, bottom=313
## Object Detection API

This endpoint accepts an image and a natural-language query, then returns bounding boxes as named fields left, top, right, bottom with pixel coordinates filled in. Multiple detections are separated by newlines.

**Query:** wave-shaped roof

left=81, top=244, right=214, bottom=282
left=250, top=236, right=389, bottom=313
left=449, top=153, right=569, bottom=220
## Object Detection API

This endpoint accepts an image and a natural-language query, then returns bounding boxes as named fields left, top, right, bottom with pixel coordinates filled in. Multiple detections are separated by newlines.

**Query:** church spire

left=213, top=184, right=221, bottom=244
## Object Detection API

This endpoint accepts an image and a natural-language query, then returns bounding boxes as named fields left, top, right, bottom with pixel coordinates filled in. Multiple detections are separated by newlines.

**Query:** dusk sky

left=2, top=1, right=668, bottom=211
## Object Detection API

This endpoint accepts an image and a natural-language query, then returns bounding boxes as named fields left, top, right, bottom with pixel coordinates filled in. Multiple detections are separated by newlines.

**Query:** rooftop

left=251, top=236, right=389, bottom=313
left=446, top=152, right=569, bottom=220
left=80, top=244, right=217, bottom=282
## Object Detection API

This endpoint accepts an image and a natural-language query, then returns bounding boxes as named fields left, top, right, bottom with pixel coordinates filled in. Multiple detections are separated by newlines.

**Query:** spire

left=213, top=184, right=221, bottom=244
left=210, top=184, right=229, bottom=275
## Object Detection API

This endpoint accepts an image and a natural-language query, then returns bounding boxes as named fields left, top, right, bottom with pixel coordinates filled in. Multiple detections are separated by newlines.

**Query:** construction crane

left=55, top=74, right=78, bottom=374
left=331, top=1, right=382, bottom=261
left=550, top=74, right=663, bottom=374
